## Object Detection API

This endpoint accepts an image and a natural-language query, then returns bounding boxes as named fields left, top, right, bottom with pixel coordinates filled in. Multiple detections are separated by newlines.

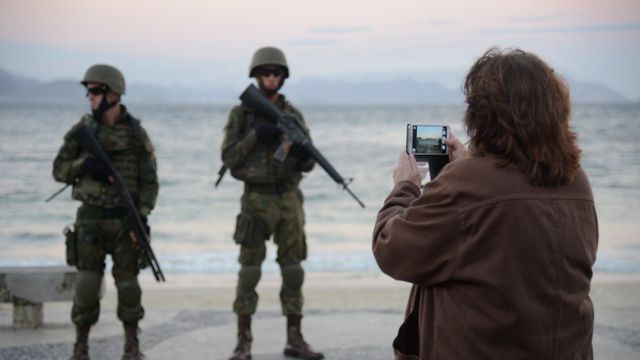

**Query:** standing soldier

left=53, top=64, right=159, bottom=360
left=221, top=47, right=324, bottom=360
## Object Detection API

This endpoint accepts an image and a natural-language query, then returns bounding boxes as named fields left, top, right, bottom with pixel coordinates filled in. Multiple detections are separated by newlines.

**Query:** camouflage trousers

left=71, top=204, right=144, bottom=326
left=233, top=188, right=307, bottom=316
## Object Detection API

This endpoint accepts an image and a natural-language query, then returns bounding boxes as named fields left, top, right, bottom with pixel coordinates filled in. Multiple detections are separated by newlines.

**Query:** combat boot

left=284, top=314, right=324, bottom=360
left=69, top=324, right=91, bottom=360
left=122, top=323, right=145, bottom=360
left=229, top=315, right=252, bottom=360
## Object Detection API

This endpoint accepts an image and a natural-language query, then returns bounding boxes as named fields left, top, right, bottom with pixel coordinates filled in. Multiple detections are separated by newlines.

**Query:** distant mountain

left=126, top=83, right=237, bottom=104
left=0, top=67, right=632, bottom=105
left=568, top=81, right=631, bottom=104
left=0, top=68, right=41, bottom=97
left=0, top=68, right=84, bottom=103
left=286, top=78, right=463, bottom=105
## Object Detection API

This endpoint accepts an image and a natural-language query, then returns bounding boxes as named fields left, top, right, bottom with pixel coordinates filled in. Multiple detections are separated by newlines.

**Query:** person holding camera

left=372, top=48, right=597, bottom=359
left=220, top=46, right=323, bottom=360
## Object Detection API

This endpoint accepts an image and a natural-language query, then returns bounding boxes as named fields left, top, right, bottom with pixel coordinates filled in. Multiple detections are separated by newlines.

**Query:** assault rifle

left=72, top=126, right=166, bottom=282
left=240, top=84, right=365, bottom=208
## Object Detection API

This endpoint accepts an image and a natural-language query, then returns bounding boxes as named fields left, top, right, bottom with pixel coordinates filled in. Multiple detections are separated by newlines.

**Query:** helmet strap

left=92, top=91, right=120, bottom=120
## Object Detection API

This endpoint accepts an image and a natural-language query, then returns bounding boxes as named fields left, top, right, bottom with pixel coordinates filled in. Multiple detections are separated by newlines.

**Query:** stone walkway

left=1, top=274, right=639, bottom=359
left=0, top=309, right=399, bottom=360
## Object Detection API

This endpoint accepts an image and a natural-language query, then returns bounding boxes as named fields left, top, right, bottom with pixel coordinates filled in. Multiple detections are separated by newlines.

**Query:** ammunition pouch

left=233, top=212, right=267, bottom=247
left=230, top=163, right=279, bottom=184
left=79, top=204, right=128, bottom=219
left=230, top=167, right=247, bottom=181
left=64, top=225, right=77, bottom=266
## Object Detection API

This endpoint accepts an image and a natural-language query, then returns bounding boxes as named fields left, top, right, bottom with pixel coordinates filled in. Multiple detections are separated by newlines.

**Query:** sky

left=1, top=0, right=639, bottom=99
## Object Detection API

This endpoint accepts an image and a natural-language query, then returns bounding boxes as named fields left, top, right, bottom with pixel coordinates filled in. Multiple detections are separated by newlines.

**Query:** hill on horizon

left=0, top=67, right=633, bottom=105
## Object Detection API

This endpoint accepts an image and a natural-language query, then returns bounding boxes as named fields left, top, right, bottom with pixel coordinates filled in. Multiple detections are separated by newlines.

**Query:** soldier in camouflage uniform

left=221, top=47, right=324, bottom=360
left=52, top=64, right=158, bottom=360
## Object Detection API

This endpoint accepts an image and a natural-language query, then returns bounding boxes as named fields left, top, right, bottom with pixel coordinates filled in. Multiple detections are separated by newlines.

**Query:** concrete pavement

left=0, top=273, right=638, bottom=359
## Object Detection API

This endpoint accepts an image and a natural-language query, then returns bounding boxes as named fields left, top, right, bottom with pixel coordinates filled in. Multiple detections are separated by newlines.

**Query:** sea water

left=0, top=101, right=638, bottom=276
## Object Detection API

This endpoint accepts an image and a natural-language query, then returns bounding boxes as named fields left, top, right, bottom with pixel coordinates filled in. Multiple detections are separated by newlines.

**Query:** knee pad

left=115, top=277, right=142, bottom=308
left=74, top=271, right=103, bottom=307
left=281, top=264, right=304, bottom=291
left=238, top=265, right=262, bottom=292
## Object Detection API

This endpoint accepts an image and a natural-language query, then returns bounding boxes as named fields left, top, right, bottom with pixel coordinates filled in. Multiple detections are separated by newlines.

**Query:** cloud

left=308, top=27, right=370, bottom=34
left=486, top=21, right=640, bottom=34
left=287, top=38, right=338, bottom=46
left=506, top=15, right=559, bottom=24
left=427, top=19, right=456, bottom=27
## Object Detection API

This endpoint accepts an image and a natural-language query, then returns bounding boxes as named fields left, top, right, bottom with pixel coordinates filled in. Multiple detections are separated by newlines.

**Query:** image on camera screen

left=413, top=125, right=447, bottom=155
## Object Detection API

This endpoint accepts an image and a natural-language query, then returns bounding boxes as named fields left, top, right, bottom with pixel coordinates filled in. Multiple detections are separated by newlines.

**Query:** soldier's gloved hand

left=82, top=158, right=112, bottom=183
left=254, top=122, right=282, bottom=142
left=289, top=144, right=310, bottom=162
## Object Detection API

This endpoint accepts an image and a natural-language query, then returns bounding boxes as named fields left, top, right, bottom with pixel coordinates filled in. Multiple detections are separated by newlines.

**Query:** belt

left=244, top=183, right=295, bottom=195
left=80, top=204, right=128, bottom=219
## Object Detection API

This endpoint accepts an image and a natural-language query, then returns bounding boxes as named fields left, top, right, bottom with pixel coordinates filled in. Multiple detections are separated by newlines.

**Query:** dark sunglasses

left=86, top=86, right=107, bottom=97
left=257, top=67, right=284, bottom=78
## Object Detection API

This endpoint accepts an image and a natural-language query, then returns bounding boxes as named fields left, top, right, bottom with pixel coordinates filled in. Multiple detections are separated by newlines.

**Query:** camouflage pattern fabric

left=53, top=106, right=158, bottom=216
left=233, top=189, right=307, bottom=315
left=220, top=95, right=315, bottom=186
left=71, top=204, right=144, bottom=325
left=222, top=94, right=314, bottom=316
left=53, top=106, right=157, bottom=326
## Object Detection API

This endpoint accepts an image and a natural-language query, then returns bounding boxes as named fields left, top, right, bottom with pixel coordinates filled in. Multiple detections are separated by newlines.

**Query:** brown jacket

left=373, top=155, right=597, bottom=360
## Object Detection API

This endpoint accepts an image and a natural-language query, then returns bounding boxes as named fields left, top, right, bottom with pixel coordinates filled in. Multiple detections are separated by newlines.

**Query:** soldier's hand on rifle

left=254, top=121, right=282, bottom=142
left=289, top=143, right=310, bottom=162
left=129, top=216, right=150, bottom=245
left=82, top=158, right=113, bottom=184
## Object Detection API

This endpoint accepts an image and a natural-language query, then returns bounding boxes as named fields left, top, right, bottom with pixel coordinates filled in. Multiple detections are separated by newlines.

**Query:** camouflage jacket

left=221, top=94, right=315, bottom=187
left=52, top=105, right=159, bottom=216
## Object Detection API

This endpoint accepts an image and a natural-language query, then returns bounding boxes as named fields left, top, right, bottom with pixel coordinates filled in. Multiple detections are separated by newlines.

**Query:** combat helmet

left=249, top=47, right=289, bottom=78
left=81, top=64, right=126, bottom=95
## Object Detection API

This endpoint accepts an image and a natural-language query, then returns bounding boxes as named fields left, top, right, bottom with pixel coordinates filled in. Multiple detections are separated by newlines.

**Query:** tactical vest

left=72, top=113, right=146, bottom=208
left=230, top=101, right=309, bottom=187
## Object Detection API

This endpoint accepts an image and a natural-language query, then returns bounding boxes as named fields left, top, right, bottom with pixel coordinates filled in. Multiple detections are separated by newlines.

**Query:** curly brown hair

left=463, top=47, right=581, bottom=187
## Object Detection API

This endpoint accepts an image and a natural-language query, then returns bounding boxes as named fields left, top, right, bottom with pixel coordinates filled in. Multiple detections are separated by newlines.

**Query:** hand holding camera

left=444, top=134, right=468, bottom=162
left=393, top=152, right=426, bottom=187
left=404, top=124, right=474, bottom=181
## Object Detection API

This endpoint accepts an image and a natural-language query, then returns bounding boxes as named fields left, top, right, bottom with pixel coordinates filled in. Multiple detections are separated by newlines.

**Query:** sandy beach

left=1, top=272, right=638, bottom=359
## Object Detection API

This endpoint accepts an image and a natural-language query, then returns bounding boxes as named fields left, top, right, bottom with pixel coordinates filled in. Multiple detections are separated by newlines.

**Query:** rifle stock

left=72, top=126, right=165, bottom=282
left=240, top=84, right=365, bottom=208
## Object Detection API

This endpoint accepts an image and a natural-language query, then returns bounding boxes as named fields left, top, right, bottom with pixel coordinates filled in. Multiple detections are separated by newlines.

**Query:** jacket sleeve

left=372, top=179, right=461, bottom=286
left=52, top=123, right=87, bottom=184
left=137, top=127, right=159, bottom=216
left=221, top=106, right=257, bottom=169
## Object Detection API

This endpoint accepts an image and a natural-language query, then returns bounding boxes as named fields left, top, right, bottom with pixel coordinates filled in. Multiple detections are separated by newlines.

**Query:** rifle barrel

left=344, top=185, right=366, bottom=209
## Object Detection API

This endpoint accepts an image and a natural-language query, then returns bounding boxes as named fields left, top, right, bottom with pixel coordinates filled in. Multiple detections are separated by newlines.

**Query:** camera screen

left=412, top=125, right=448, bottom=155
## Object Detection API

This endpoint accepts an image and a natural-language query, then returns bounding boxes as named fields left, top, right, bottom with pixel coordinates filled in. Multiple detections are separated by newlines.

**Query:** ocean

left=0, top=101, right=639, bottom=277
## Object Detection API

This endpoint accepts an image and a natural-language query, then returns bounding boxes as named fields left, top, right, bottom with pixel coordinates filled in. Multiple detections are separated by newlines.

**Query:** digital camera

left=406, top=124, right=449, bottom=162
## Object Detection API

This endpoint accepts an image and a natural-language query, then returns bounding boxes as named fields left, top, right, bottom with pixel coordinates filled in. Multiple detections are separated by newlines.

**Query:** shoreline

left=130, top=270, right=640, bottom=289
left=132, top=271, right=408, bottom=290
